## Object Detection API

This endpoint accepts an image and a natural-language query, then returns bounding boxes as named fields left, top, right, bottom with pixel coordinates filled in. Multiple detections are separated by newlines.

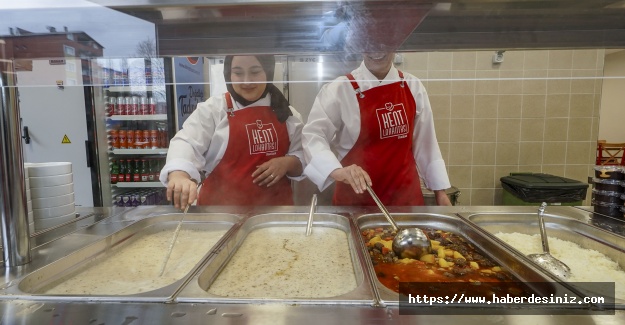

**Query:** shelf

left=108, top=114, right=168, bottom=121
left=114, top=182, right=164, bottom=188
left=106, top=85, right=161, bottom=92
left=111, top=149, right=168, bottom=155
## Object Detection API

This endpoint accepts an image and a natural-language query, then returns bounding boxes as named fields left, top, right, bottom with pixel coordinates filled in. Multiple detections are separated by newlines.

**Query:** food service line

left=0, top=205, right=624, bottom=324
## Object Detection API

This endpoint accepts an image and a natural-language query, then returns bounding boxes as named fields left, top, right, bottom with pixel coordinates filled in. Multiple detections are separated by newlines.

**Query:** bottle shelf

left=114, top=182, right=164, bottom=188
left=108, top=114, right=168, bottom=121
left=111, top=149, right=168, bottom=155
left=106, top=85, right=160, bottom=92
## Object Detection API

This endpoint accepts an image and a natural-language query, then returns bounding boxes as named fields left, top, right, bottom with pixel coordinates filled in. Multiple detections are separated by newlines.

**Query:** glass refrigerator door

left=91, top=57, right=174, bottom=207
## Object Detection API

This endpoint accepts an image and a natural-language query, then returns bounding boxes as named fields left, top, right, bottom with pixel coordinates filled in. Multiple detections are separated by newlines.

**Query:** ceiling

left=89, top=0, right=625, bottom=56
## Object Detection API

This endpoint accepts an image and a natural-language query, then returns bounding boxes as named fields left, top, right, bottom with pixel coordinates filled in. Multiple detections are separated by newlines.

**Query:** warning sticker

left=61, top=135, right=71, bottom=144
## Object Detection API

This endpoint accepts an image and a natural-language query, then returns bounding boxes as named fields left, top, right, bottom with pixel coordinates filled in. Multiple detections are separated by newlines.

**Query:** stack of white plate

left=25, top=166, right=33, bottom=233
left=25, top=162, right=76, bottom=231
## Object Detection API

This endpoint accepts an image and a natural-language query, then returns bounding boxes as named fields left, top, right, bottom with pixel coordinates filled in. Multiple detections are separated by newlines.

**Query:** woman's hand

left=166, top=170, right=198, bottom=210
left=434, top=190, right=452, bottom=206
left=330, top=164, right=372, bottom=194
left=252, top=156, right=302, bottom=187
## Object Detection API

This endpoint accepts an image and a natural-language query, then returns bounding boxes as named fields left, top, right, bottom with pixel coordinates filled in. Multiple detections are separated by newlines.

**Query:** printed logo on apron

left=245, top=119, right=279, bottom=155
left=376, top=102, right=409, bottom=139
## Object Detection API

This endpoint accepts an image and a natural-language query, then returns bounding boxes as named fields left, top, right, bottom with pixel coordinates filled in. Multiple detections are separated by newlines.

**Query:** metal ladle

left=528, top=202, right=571, bottom=281
left=365, top=185, right=431, bottom=259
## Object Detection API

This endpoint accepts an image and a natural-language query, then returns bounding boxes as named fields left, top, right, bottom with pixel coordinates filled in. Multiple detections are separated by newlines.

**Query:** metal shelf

left=114, top=182, right=164, bottom=188
left=108, top=114, right=168, bottom=121
left=105, top=86, right=159, bottom=92
left=111, top=149, right=168, bottom=155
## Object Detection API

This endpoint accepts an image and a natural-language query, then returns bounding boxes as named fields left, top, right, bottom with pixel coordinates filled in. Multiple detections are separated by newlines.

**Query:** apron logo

left=246, top=120, right=279, bottom=155
left=376, top=102, right=409, bottom=139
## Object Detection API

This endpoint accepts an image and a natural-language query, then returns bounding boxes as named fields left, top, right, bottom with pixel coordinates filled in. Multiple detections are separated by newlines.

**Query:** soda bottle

left=108, top=129, right=119, bottom=149
left=124, top=159, right=132, bottom=182
left=123, top=195, right=132, bottom=207
left=140, top=159, right=149, bottom=182
left=147, top=158, right=155, bottom=182
left=154, top=158, right=163, bottom=181
left=133, top=159, right=141, bottom=182
left=114, top=195, right=122, bottom=207
left=149, top=122, right=159, bottom=149
left=118, top=159, right=126, bottom=183
left=110, top=159, right=119, bottom=184
left=148, top=97, right=156, bottom=115
left=118, top=128, right=127, bottom=149
left=139, top=96, right=148, bottom=115
left=127, top=128, right=135, bottom=149
left=117, top=96, right=126, bottom=115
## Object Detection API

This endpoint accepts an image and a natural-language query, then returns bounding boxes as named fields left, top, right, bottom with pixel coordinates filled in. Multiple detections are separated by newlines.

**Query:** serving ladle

left=365, top=185, right=431, bottom=259
left=528, top=202, right=571, bottom=281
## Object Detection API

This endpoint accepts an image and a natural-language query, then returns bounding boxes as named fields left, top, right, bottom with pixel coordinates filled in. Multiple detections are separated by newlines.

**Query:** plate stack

left=592, top=165, right=624, bottom=218
left=24, top=166, right=33, bottom=233
left=25, top=162, right=76, bottom=231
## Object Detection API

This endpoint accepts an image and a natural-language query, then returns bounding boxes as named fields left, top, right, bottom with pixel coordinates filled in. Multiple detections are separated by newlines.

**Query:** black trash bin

left=500, top=173, right=589, bottom=206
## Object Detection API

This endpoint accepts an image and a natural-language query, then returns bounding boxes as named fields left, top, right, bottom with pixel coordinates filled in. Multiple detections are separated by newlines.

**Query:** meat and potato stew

left=362, top=227, right=533, bottom=298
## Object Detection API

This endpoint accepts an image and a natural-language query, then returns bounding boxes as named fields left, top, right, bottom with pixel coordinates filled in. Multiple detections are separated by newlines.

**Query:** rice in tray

left=207, top=227, right=357, bottom=298
left=43, top=229, right=227, bottom=295
left=495, top=232, right=625, bottom=299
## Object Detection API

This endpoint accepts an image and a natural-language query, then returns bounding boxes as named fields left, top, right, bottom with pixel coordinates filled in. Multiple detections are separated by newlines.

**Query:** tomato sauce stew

left=362, top=227, right=533, bottom=299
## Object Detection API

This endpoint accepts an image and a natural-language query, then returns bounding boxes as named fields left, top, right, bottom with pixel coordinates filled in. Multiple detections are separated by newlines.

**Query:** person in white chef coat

left=302, top=52, right=452, bottom=206
left=160, top=55, right=305, bottom=210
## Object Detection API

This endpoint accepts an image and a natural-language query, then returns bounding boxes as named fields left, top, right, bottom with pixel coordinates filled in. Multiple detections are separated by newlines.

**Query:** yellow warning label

left=61, top=135, right=71, bottom=144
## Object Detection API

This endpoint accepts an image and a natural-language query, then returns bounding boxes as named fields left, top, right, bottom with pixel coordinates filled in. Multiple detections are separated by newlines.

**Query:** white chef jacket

left=302, top=61, right=451, bottom=192
left=159, top=93, right=306, bottom=186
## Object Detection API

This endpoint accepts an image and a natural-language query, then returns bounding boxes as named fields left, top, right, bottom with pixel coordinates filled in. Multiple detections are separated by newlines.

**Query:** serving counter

left=1, top=205, right=624, bottom=324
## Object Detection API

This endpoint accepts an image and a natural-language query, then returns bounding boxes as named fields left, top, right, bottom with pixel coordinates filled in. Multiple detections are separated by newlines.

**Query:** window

left=65, top=62, right=76, bottom=72
left=64, top=45, right=75, bottom=56
left=66, top=33, right=74, bottom=41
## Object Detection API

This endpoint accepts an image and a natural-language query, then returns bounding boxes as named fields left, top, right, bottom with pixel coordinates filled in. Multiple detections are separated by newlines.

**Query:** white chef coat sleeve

left=285, top=105, right=306, bottom=181
left=410, top=78, right=451, bottom=191
left=302, top=84, right=344, bottom=191
left=159, top=98, right=220, bottom=186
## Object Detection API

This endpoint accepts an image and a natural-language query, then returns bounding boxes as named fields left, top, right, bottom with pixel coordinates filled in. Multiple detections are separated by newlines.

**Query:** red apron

left=333, top=71, right=424, bottom=206
left=198, top=93, right=294, bottom=206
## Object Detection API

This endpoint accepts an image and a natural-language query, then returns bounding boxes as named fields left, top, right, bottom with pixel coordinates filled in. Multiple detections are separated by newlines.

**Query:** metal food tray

left=10, top=213, right=240, bottom=302
left=354, top=213, right=578, bottom=308
left=458, top=211, right=625, bottom=307
left=176, top=212, right=376, bottom=305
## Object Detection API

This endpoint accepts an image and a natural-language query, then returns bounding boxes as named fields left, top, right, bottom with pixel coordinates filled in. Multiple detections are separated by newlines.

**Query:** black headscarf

left=223, top=55, right=292, bottom=123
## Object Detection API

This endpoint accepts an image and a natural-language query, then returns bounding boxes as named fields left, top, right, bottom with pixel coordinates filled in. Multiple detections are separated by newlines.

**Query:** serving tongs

left=365, top=184, right=431, bottom=259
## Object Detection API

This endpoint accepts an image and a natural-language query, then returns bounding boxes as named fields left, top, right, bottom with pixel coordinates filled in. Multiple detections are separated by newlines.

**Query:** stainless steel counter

left=1, top=205, right=625, bottom=324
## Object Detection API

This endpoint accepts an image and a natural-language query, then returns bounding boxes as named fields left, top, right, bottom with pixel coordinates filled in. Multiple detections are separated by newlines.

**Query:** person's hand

left=434, top=190, right=452, bottom=206
left=252, top=156, right=299, bottom=187
left=330, top=164, right=372, bottom=194
left=166, top=171, right=198, bottom=210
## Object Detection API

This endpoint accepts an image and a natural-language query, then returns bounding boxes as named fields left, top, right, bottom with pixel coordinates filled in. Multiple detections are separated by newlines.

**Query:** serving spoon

left=306, top=194, right=317, bottom=236
left=365, top=184, right=431, bottom=259
left=528, top=202, right=571, bottom=281
left=159, top=204, right=189, bottom=276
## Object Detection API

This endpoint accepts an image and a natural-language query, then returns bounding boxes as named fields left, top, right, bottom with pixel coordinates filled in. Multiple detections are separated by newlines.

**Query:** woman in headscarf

left=160, top=55, right=305, bottom=209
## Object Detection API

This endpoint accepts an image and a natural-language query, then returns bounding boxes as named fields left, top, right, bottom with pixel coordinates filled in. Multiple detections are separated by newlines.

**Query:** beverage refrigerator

left=87, top=57, right=176, bottom=207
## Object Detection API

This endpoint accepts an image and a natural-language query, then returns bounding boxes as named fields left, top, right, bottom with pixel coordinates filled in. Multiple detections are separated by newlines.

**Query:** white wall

left=599, top=50, right=625, bottom=142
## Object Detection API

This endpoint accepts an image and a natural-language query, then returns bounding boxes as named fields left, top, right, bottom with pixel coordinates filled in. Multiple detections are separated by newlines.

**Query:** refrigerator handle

left=21, top=126, right=31, bottom=144
left=84, top=140, right=93, bottom=168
